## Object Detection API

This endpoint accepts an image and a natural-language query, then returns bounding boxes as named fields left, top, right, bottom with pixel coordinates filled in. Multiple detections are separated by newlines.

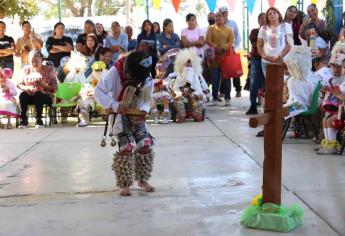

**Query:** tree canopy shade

left=0, top=0, right=38, bottom=21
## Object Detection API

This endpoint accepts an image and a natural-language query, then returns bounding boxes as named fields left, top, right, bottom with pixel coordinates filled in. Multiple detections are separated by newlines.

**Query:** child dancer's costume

left=94, top=53, right=155, bottom=190
left=0, top=68, right=17, bottom=117
left=172, top=48, right=208, bottom=122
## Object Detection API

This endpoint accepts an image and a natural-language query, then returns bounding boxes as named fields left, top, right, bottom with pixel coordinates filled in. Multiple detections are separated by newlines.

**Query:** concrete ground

left=0, top=92, right=344, bottom=236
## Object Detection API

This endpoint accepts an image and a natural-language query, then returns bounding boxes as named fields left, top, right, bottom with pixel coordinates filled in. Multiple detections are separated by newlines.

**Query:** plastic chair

left=282, top=82, right=322, bottom=140
left=52, top=82, right=82, bottom=122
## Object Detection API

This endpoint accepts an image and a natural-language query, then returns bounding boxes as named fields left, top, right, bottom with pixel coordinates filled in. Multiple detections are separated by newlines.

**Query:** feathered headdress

left=284, top=45, right=312, bottom=81
left=174, top=48, right=202, bottom=76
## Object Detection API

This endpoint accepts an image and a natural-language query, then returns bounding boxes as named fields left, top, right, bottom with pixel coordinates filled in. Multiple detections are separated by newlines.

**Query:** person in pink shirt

left=181, top=13, right=205, bottom=56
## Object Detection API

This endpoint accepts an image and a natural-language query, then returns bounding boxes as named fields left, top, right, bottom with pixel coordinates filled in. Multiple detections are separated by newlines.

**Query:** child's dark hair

left=186, top=13, right=196, bottom=22
left=124, top=51, right=151, bottom=83
left=85, top=33, right=99, bottom=56
left=153, top=22, right=161, bottom=33
left=306, top=22, right=320, bottom=35
left=0, top=21, right=6, bottom=27
left=163, top=18, right=173, bottom=32
left=95, top=47, right=112, bottom=61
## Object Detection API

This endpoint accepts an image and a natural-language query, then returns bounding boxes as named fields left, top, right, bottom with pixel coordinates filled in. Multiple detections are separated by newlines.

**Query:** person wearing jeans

left=17, top=50, right=57, bottom=128
left=246, top=13, right=266, bottom=115
left=206, top=11, right=234, bottom=106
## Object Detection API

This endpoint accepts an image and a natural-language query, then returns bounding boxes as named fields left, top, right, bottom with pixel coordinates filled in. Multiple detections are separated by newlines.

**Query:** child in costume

left=94, top=51, right=155, bottom=196
left=172, top=48, right=208, bottom=123
left=0, top=68, right=17, bottom=129
left=316, top=42, right=345, bottom=154
left=284, top=45, right=319, bottom=118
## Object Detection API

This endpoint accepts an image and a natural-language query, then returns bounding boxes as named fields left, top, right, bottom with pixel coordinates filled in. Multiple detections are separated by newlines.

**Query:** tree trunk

left=87, top=0, right=92, bottom=16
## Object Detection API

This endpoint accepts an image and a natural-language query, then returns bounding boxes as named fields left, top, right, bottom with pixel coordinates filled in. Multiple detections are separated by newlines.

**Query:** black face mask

left=208, top=19, right=216, bottom=25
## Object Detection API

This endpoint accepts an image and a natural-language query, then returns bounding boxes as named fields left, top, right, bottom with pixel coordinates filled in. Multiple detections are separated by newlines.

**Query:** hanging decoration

left=227, top=0, right=236, bottom=11
left=290, top=0, right=298, bottom=5
left=172, top=0, right=181, bottom=12
left=205, top=0, right=218, bottom=12
left=311, top=0, right=318, bottom=4
left=246, top=0, right=256, bottom=13
left=153, top=0, right=161, bottom=10
left=135, top=0, right=143, bottom=6
left=268, top=0, right=276, bottom=7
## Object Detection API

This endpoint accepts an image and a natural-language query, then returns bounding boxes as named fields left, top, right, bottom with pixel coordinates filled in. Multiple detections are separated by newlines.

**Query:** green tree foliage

left=0, top=0, right=38, bottom=21
left=322, top=0, right=337, bottom=46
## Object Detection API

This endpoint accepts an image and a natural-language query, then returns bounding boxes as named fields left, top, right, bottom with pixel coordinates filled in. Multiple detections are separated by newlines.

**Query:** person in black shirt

left=76, top=20, right=103, bottom=55
left=46, top=22, right=73, bottom=68
left=0, top=21, right=15, bottom=73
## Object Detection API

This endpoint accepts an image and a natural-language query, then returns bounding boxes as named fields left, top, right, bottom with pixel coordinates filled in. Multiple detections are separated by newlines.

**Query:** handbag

left=220, top=48, right=243, bottom=79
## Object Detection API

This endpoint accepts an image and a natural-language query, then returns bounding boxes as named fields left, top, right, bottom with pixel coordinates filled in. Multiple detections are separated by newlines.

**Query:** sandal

left=256, top=130, right=264, bottom=137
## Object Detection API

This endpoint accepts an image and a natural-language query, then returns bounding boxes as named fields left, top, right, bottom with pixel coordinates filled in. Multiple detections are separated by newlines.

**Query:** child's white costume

left=0, top=69, right=17, bottom=117
left=284, top=45, right=319, bottom=118
left=94, top=54, right=155, bottom=190
left=172, top=48, right=208, bottom=122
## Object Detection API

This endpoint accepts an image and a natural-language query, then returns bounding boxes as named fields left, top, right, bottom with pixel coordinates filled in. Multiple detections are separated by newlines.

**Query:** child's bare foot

left=138, top=181, right=155, bottom=192
left=120, top=186, right=131, bottom=196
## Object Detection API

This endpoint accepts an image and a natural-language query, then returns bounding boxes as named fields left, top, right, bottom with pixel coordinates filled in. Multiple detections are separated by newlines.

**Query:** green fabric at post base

left=240, top=203, right=304, bottom=232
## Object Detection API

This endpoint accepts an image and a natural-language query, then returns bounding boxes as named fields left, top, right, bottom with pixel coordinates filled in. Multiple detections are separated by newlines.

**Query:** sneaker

left=154, top=116, right=159, bottom=124
left=236, top=91, right=242, bottom=97
left=245, top=106, right=258, bottom=115
left=317, top=147, right=338, bottom=155
left=77, top=119, right=88, bottom=127
left=35, top=119, right=44, bottom=129
left=210, top=100, right=218, bottom=106
left=19, top=124, right=28, bottom=129
left=162, top=116, right=169, bottom=124
left=224, top=99, right=230, bottom=106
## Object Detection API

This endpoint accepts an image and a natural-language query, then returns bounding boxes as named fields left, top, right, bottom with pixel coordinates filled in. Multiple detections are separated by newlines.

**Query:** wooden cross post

left=249, top=64, right=285, bottom=205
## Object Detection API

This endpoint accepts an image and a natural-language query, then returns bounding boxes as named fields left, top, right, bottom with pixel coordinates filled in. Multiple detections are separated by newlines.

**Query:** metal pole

left=126, top=0, right=131, bottom=25
left=333, top=0, right=343, bottom=34
left=242, top=0, right=246, bottom=50
left=261, top=0, right=263, bottom=12
left=58, top=0, right=62, bottom=22
left=146, top=0, right=149, bottom=19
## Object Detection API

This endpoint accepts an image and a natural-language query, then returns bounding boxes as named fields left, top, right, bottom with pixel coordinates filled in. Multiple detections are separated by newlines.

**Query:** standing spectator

left=206, top=11, right=234, bottom=106
left=284, top=5, right=301, bottom=45
left=95, top=23, right=109, bottom=42
left=181, top=14, right=205, bottom=57
left=46, top=22, right=73, bottom=69
left=246, top=13, right=266, bottom=115
left=258, top=8, right=292, bottom=76
left=125, top=25, right=137, bottom=52
left=137, top=20, right=158, bottom=77
left=153, top=22, right=161, bottom=34
left=15, top=21, right=43, bottom=67
left=105, top=21, right=128, bottom=63
left=207, top=12, right=216, bottom=26
left=0, top=21, right=15, bottom=72
left=18, top=50, right=57, bottom=128
left=157, top=18, right=181, bottom=56
left=219, top=6, right=242, bottom=97
left=299, top=4, right=327, bottom=42
left=76, top=20, right=103, bottom=55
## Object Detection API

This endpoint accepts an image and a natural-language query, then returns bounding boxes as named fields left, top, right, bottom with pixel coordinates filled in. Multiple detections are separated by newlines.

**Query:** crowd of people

left=2, top=3, right=345, bottom=156
left=0, top=6, right=245, bottom=129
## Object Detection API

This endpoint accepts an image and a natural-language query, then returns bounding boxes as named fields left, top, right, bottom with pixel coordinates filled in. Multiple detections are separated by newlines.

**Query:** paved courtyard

left=0, top=94, right=344, bottom=236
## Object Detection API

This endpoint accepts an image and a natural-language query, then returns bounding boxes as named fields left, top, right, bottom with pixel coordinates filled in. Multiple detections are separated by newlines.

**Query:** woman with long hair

left=284, top=5, right=301, bottom=45
left=137, top=20, right=158, bottom=77
left=46, top=22, right=73, bottom=69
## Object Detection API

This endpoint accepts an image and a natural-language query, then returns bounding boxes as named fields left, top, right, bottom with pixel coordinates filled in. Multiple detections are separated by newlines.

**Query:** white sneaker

left=35, top=125, right=44, bottom=129
left=210, top=100, right=218, bottom=106
left=224, top=99, right=231, bottom=106
left=19, top=125, right=28, bottom=129
left=154, top=116, right=159, bottom=124
left=77, top=120, right=88, bottom=127
left=317, top=147, right=338, bottom=155
left=162, top=116, right=169, bottom=124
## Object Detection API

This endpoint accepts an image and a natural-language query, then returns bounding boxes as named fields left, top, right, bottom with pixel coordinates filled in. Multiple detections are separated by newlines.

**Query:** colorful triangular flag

left=205, top=0, right=217, bottom=12
left=227, top=0, right=236, bottom=11
left=153, top=0, right=160, bottom=10
left=246, top=0, right=256, bottom=13
left=172, top=0, right=181, bottom=12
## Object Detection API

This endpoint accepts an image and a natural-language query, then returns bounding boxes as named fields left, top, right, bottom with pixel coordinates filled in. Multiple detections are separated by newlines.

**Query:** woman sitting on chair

left=17, top=50, right=57, bottom=128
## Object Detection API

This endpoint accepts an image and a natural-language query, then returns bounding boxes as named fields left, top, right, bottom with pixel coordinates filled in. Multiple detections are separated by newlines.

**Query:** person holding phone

left=16, top=21, right=43, bottom=67
left=299, top=4, right=327, bottom=42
